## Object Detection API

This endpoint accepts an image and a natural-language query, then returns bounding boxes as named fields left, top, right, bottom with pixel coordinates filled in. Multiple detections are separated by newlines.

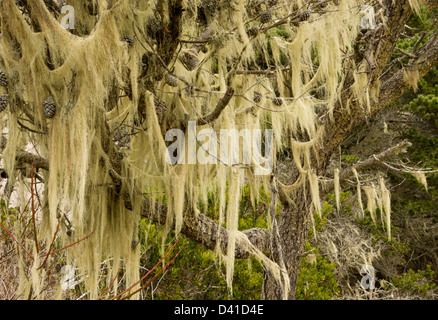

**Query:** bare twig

left=43, top=228, right=96, bottom=256
left=110, top=236, right=182, bottom=300
left=97, top=261, right=123, bottom=300
left=38, top=218, right=61, bottom=270
left=16, top=151, right=49, bottom=171
left=394, top=47, right=418, bottom=59
left=0, top=222, right=34, bottom=261
left=121, top=247, right=183, bottom=300
left=235, top=70, right=277, bottom=76
left=322, top=140, right=412, bottom=195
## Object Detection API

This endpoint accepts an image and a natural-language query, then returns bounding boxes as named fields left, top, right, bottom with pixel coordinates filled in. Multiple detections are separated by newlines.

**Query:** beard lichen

left=0, top=0, right=403, bottom=299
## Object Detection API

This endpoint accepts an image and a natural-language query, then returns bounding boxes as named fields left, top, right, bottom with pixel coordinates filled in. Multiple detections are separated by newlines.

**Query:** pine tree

left=0, top=0, right=437, bottom=300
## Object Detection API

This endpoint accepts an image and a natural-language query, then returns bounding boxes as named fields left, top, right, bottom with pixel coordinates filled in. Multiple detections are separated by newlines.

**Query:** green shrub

left=296, top=242, right=340, bottom=300
left=391, top=265, right=437, bottom=297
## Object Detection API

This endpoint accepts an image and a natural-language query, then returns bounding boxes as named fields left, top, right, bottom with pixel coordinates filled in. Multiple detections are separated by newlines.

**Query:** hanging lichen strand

left=0, top=0, right=140, bottom=299
left=0, top=0, right=420, bottom=299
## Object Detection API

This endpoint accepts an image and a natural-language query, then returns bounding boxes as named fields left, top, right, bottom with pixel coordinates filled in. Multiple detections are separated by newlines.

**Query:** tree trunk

left=262, top=185, right=311, bottom=300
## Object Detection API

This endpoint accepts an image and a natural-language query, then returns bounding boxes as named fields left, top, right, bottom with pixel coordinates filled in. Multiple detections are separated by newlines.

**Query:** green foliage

left=359, top=209, right=411, bottom=264
left=150, top=239, right=263, bottom=300
left=418, top=67, right=438, bottom=96
left=400, top=129, right=438, bottom=210
left=137, top=184, right=344, bottom=300
left=266, top=25, right=291, bottom=40
left=341, top=154, right=360, bottom=165
left=0, top=199, right=19, bottom=225
left=309, top=200, right=332, bottom=239
left=238, top=184, right=269, bottom=231
left=396, top=5, right=436, bottom=53
left=0, top=199, right=18, bottom=252
left=295, top=201, right=340, bottom=300
left=391, top=265, right=437, bottom=297
left=325, top=191, right=354, bottom=216
left=405, top=94, right=438, bottom=127
left=296, top=243, right=340, bottom=300
left=401, top=79, right=438, bottom=202
left=140, top=233, right=264, bottom=300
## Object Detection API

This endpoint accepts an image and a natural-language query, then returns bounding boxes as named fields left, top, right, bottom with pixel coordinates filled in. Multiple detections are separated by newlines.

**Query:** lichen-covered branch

left=15, top=151, right=50, bottom=171
left=197, top=86, right=235, bottom=125
left=378, top=32, right=438, bottom=110
left=321, top=140, right=412, bottom=195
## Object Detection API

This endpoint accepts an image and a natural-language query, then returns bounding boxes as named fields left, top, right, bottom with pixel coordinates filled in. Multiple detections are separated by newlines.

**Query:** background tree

left=0, top=0, right=437, bottom=300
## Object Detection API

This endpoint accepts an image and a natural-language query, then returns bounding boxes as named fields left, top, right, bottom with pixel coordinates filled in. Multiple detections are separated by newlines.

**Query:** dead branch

left=322, top=140, right=412, bottom=195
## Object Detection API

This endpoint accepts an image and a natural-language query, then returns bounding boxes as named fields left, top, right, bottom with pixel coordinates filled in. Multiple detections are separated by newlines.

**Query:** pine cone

left=253, top=91, right=262, bottom=103
left=300, top=10, right=311, bottom=22
left=42, top=96, right=56, bottom=118
left=246, top=26, right=260, bottom=37
left=154, top=96, right=168, bottom=124
left=165, top=73, right=178, bottom=87
left=260, top=10, right=272, bottom=24
left=179, top=50, right=200, bottom=71
left=122, top=35, right=134, bottom=47
left=0, top=94, right=8, bottom=113
left=147, top=16, right=161, bottom=39
left=0, top=71, right=7, bottom=87
left=272, top=97, right=283, bottom=106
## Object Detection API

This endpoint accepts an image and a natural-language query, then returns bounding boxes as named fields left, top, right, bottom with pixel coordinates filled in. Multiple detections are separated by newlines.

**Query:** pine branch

left=3, top=141, right=272, bottom=260
left=321, top=140, right=412, bottom=195
left=197, top=86, right=234, bottom=125
left=138, top=195, right=272, bottom=259
left=9, top=138, right=272, bottom=260
left=14, top=151, right=50, bottom=171
left=187, top=27, right=215, bottom=54
left=379, top=32, right=438, bottom=109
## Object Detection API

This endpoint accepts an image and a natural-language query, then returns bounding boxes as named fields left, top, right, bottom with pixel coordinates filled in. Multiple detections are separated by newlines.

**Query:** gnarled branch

left=321, top=140, right=412, bottom=195
left=197, top=86, right=235, bottom=125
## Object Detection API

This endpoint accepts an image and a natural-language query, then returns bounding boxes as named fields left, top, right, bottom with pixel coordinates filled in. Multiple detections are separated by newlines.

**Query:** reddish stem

left=111, top=236, right=181, bottom=300
left=121, top=247, right=183, bottom=300
left=18, top=196, right=32, bottom=221
left=43, top=228, right=96, bottom=256
left=97, top=262, right=124, bottom=300
left=0, top=222, right=34, bottom=261
left=38, top=218, right=61, bottom=270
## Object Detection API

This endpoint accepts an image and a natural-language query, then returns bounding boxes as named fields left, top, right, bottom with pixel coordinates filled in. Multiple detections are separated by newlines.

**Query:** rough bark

left=262, top=183, right=310, bottom=299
